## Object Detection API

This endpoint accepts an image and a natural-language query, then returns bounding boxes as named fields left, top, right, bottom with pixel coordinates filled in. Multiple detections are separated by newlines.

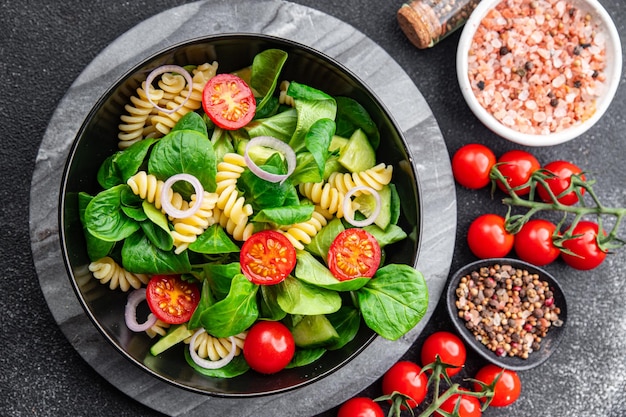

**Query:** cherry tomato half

left=337, top=397, right=384, bottom=417
left=240, top=230, right=296, bottom=285
left=146, top=274, right=200, bottom=325
left=382, top=361, right=428, bottom=409
left=435, top=388, right=482, bottom=417
left=328, top=229, right=381, bottom=281
left=537, top=160, right=586, bottom=206
left=452, top=143, right=497, bottom=189
left=243, top=321, right=295, bottom=374
left=514, top=219, right=561, bottom=266
left=202, top=73, right=256, bottom=130
left=495, top=150, right=540, bottom=195
left=467, top=214, right=514, bottom=259
left=561, top=220, right=607, bottom=270
left=420, top=331, right=466, bottom=377
left=473, top=364, right=521, bottom=407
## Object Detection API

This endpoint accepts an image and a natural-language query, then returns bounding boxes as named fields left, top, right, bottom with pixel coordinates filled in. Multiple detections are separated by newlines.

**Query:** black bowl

left=446, top=258, right=567, bottom=371
left=60, top=34, right=421, bottom=396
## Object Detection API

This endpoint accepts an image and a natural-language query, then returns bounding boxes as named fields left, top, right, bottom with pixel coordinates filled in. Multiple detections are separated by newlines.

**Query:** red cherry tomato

left=452, top=143, right=497, bottom=189
left=561, top=220, right=607, bottom=270
left=382, top=361, right=428, bottom=409
left=473, top=364, right=521, bottom=407
left=495, top=150, right=540, bottom=195
left=240, top=230, right=296, bottom=285
left=467, top=214, right=514, bottom=259
left=145, top=274, right=200, bottom=325
left=202, top=73, right=256, bottom=130
left=328, top=229, right=381, bottom=281
left=420, top=331, right=466, bottom=377
left=514, top=219, right=560, bottom=266
left=337, top=397, right=384, bottom=417
left=537, top=160, right=585, bottom=205
left=435, top=388, right=482, bottom=417
left=242, top=321, right=295, bottom=374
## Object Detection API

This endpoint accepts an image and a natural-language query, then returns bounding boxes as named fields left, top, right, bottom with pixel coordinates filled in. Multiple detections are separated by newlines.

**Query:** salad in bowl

left=61, top=34, right=426, bottom=396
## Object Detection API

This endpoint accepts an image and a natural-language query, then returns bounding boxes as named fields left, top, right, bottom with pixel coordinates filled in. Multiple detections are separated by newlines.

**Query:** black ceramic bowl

left=60, top=34, right=421, bottom=396
left=446, top=258, right=567, bottom=371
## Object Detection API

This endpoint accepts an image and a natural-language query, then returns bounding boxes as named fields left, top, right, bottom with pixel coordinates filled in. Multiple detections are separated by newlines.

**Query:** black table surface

left=3, top=0, right=625, bottom=416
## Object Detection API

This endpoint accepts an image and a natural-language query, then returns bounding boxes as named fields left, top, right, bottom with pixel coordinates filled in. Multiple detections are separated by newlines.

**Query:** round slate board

left=29, top=1, right=456, bottom=415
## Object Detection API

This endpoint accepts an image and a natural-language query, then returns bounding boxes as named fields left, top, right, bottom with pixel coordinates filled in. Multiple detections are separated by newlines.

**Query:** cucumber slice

left=291, top=314, right=339, bottom=348
left=353, top=184, right=392, bottom=230
left=338, top=129, right=376, bottom=173
left=150, top=324, right=194, bottom=356
left=329, top=135, right=349, bottom=153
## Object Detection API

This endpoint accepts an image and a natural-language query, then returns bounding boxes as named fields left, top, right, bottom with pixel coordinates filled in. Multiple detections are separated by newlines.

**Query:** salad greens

left=79, top=47, right=428, bottom=378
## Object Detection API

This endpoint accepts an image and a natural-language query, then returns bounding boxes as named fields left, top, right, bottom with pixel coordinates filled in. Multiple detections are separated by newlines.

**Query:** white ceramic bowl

left=457, top=0, right=622, bottom=146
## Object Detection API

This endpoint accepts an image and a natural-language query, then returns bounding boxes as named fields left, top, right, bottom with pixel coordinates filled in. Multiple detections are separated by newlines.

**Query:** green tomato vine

left=489, top=165, right=626, bottom=253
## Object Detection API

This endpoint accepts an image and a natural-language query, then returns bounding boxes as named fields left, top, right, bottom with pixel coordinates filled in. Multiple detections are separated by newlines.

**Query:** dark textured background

left=2, top=0, right=625, bottom=416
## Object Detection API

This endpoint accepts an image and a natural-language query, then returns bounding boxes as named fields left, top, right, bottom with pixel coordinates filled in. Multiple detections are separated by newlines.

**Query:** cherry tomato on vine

left=243, top=321, right=295, bottom=374
left=240, top=230, right=296, bottom=285
left=514, top=219, right=561, bottom=266
left=451, top=143, right=497, bottom=189
left=435, top=388, right=482, bottom=417
left=420, top=331, right=466, bottom=377
left=561, top=220, right=607, bottom=270
left=337, top=397, right=384, bottom=417
left=495, top=150, right=540, bottom=195
left=473, top=364, right=521, bottom=407
left=537, top=160, right=586, bottom=206
left=202, top=73, right=256, bottom=130
left=146, top=274, right=200, bottom=325
left=381, top=361, right=428, bottom=409
left=328, top=229, right=381, bottom=281
left=467, top=214, right=514, bottom=259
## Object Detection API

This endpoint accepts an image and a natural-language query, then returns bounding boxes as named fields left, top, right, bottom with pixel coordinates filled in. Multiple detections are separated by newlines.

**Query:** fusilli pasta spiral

left=214, top=153, right=255, bottom=240
left=145, top=319, right=170, bottom=338
left=151, top=62, right=218, bottom=136
left=127, top=171, right=187, bottom=213
left=327, top=163, right=394, bottom=194
left=88, top=256, right=149, bottom=292
left=280, top=206, right=332, bottom=250
left=298, top=181, right=345, bottom=218
left=186, top=331, right=247, bottom=361
left=171, top=191, right=219, bottom=254
left=118, top=82, right=164, bottom=149
left=278, top=80, right=295, bottom=107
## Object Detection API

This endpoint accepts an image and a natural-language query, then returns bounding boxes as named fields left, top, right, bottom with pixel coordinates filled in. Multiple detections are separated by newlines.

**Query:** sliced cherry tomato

left=435, top=388, right=482, bottom=417
left=420, top=331, right=466, bottom=377
left=537, top=160, right=585, bottom=205
left=337, top=397, right=384, bottom=417
left=452, top=143, right=497, bottom=189
left=495, top=150, right=540, bottom=195
left=240, top=230, right=296, bottom=285
left=328, top=228, right=381, bottom=281
left=514, top=219, right=561, bottom=266
left=467, top=214, right=514, bottom=259
left=381, top=361, right=428, bottom=409
left=243, top=321, right=295, bottom=374
left=202, top=73, right=256, bottom=130
left=145, top=274, right=200, bottom=325
left=473, top=364, right=521, bottom=407
left=561, top=220, right=607, bottom=270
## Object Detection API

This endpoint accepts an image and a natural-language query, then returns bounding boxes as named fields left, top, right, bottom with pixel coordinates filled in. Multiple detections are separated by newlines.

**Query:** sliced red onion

left=189, top=328, right=236, bottom=369
left=145, top=65, right=193, bottom=114
left=343, top=186, right=381, bottom=227
left=160, top=173, right=204, bottom=219
left=125, top=288, right=158, bottom=332
left=244, top=136, right=296, bottom=184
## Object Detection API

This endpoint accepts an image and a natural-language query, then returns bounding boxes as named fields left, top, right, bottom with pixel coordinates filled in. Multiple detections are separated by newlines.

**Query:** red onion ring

left=160, top=173, right=204, bottom=219
left=189, top=328, right=237, bottom=369
left=244, top=136, right=296, bottom=184
left=145, top=65, right=193, bottom=114
left=125, top=288, right=158, bottom=332
left=343, top=186, right=381, bottom=227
